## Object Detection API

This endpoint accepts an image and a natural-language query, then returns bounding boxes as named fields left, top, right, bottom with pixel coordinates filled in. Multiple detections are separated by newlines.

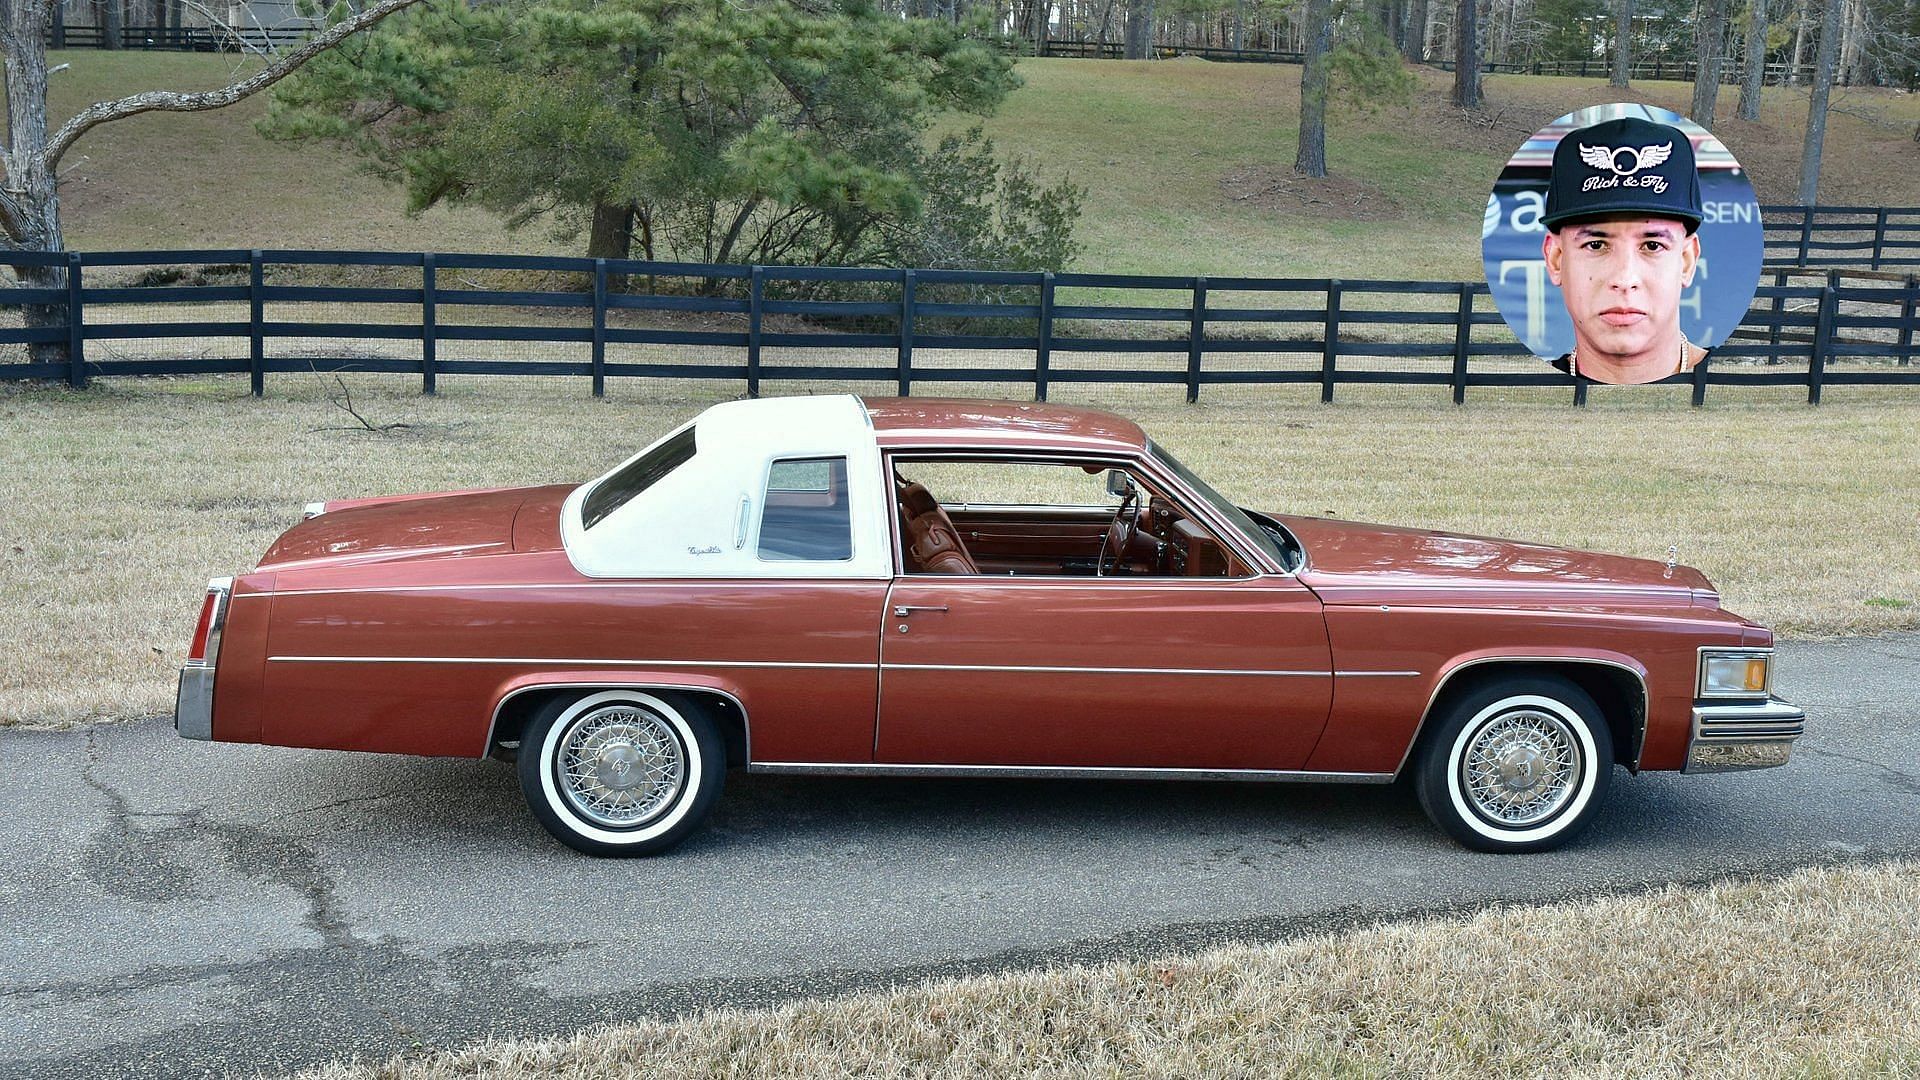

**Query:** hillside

left=33, top=50, right=1920, bottom=279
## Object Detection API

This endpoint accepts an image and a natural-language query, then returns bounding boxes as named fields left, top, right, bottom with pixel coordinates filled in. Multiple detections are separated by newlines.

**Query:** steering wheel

left=1096, top=482, right=1140, bottom=577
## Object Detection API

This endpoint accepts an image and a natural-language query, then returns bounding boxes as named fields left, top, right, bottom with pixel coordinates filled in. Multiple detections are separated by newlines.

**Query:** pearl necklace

left=1570, top=333, right=1692, bottom=381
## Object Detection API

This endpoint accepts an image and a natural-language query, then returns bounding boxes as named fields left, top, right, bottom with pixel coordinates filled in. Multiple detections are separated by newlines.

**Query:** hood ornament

left=1664, top=544, right=1678, bottom=579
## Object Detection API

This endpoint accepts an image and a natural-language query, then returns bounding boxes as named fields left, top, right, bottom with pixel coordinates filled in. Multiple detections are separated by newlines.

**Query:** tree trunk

left=1691, top=0, right=1727, bottom=127
left=1452, top=0, right=1481, bottom=107
left=1611, top=0, right=1633, bottom=86
left=713, top=197, right=762, bottom=267
left=1231, top=0, right=1243, bottom=50
left=1839, top=0, right=1867, bottom=85
left=1295, top=0, right=1332, bottom=178
left=5, top=0, right=74, bottom=366
left=1123, top=0, right=1153, bottom=57
left=1798, top=0, right=1845, bottom=203
left=101, top=0, right=122, bottom=49
left=586, top=201, right=635, bottom=261
left=1789, top=0, right=1809, bottom=82
left=1403, top=0, right=1427, bottom=61
left=1738, top=0, right=1768, bottom=119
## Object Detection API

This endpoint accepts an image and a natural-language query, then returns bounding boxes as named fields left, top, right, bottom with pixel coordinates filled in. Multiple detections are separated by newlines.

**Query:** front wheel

left=518, top=690, right=724, bottom=857
left=1413, top=676, right=1613, bottom=853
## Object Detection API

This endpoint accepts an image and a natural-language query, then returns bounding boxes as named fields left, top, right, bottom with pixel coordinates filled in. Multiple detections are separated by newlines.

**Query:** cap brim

left=1544, top=205, right=1702, bottom=233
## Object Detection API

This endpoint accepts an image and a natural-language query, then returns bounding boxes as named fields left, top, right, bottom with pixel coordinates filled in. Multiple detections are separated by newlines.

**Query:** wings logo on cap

left=1579, top=142, right=1673, bottom=177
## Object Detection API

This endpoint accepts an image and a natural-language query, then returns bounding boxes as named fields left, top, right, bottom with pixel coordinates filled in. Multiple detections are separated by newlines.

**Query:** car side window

left=582, top=426, right=696, bottom=529
left=891, top=457, right=1252, bottom=579
left=758, top=457, right=853, bottom=561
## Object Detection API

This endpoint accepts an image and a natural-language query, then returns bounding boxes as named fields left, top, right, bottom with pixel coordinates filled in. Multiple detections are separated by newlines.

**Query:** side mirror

left=1105, top=470, right=1134, bottom=498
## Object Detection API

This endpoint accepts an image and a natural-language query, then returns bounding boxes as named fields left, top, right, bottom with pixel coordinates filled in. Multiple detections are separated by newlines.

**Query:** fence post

left=747, top=265, right=763, bottom=399
left=420, top=252, right=437, bottom=396
left=1036, top=271, right=1054, bottom=402
left=1872, top=207, right=1889, bottom=270
left=1186, top=276, right=1206, bottom=403
left=1767, top=268, right=1786, bottom=359
left=65, top=252, right=85, bottom=389
left=1573, top=374, right=1589, bottom=407
left=1690, top=351, right=1709, bottom=407
left=591, top=259, right=608, bottom=397
left=1320, top=279, right=1341, bottom=404
left=1810, top=275, right=1836, bottom=405
left=1797, top=208, right=1813, bottom=266
left=1900, top=273, right=1915, bottom=366
left=1452, top=283, right=1472, bottom=405
left=248, top=249, right=264, bottom=396
left=897, top=268, right=915, bottom=397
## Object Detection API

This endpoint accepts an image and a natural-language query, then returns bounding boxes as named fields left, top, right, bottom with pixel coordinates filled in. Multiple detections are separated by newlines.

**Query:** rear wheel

left=1413, top=676, right=1613, bottom=853
left=517, top=690, right=724, bottom=857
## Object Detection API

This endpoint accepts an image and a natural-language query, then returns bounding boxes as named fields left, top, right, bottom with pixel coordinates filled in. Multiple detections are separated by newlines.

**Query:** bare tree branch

left=43, top=0, right=428, bottom=168
left=310, top=369, right=410, bottom=435
left=0, top=187, right=27, bottom=242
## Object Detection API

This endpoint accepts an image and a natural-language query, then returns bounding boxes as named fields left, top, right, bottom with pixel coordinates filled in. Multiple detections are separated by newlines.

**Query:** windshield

left=1147, top=439, right=1292, bottom=570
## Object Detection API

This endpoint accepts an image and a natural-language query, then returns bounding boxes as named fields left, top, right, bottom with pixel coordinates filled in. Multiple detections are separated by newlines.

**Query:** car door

left=876, top=460, right=1333, bottom=771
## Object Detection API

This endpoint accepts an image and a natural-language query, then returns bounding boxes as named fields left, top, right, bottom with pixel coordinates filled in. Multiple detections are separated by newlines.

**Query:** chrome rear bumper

left=175, top=662, right=215, bottom=741
left=1685, top=697, right=1805, bottom=773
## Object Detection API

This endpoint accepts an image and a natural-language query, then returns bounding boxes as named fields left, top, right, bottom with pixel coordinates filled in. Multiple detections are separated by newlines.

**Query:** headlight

left=1698, top=649, right=1772, bottom=698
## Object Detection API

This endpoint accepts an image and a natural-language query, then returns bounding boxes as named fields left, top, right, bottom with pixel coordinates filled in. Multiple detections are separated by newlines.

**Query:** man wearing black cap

left=1541, top=116, right=1708, bottom=385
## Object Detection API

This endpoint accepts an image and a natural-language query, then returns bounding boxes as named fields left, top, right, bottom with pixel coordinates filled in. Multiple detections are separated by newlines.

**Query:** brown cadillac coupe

left=176, top=396, right=1804, bottom=855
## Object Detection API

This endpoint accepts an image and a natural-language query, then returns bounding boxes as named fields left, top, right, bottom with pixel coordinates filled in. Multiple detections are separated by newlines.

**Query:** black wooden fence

left=1762, top=206, right=1920, bottom=269
left=1029, top=40, right=1829, bottom=85
left=6, top=234, right=1918, bottom=405
left=1430, top=56, right=1829, bottom=84
left=50, top=23, right=309, bottom=51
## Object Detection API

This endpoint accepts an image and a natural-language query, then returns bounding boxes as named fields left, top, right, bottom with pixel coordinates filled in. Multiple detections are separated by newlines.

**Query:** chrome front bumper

left=1685, top=697, right=1806, bottom=773
left=174, top=662, right=215, bottom=741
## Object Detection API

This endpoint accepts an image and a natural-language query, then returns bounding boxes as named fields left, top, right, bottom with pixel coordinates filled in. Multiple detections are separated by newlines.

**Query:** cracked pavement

left=2, top=633, right=1916, bottom=1079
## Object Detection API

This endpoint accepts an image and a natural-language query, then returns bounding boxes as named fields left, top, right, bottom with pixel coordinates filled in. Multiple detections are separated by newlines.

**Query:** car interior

left=891, top=458, right=1251, bottom=578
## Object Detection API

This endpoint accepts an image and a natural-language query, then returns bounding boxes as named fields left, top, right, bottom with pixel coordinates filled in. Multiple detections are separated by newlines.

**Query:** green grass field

left=33, top=51, right=1920, bottom=277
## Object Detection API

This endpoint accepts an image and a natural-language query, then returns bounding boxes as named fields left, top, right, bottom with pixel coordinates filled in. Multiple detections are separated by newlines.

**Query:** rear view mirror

left=1105, top=470, right=1133, bottom=498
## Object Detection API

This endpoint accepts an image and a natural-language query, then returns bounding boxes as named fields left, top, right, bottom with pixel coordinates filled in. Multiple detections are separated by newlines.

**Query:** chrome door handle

left=893, top=605, right=949, bottom=617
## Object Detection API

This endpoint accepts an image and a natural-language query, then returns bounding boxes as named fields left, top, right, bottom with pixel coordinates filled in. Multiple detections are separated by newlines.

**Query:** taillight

left=186, top=578, right=233, bottom=665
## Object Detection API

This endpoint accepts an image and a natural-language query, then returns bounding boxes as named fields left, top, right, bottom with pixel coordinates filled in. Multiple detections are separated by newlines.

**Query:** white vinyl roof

left=559, top=395, right=891, bottom=579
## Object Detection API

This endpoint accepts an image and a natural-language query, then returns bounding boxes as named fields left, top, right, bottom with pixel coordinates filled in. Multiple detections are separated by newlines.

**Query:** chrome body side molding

left=746, top=761, right=1394, bottom=784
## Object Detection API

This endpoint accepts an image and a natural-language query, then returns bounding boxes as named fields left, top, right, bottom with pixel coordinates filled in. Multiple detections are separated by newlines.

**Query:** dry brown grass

left=288, top=860, right=1920, bottom=1078
left=2, top=376, right=1914, bottom=727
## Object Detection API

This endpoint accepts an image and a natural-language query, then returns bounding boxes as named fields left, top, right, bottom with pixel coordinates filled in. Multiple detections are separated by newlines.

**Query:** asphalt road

left=3, top=633, right=1916, bottom=1079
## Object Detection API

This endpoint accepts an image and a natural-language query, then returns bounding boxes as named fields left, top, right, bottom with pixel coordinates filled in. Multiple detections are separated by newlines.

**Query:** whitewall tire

left=1413, top=676, right=1614, bottom=853
left=517, top=690, right=725, bottom=857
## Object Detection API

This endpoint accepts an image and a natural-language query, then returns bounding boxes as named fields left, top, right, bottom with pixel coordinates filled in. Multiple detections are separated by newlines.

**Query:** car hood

left=258, top=485, right=572, bottom=570
left=1274, top=514, right=1716, bottom=606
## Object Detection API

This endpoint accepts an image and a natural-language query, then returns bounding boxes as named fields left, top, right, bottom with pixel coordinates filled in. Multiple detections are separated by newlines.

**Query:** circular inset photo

left=1481, top=103, right=1764, bottom=385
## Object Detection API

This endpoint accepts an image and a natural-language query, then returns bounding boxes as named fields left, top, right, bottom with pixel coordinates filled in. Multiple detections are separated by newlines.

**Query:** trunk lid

left=259, top=486, right=566, bottom=570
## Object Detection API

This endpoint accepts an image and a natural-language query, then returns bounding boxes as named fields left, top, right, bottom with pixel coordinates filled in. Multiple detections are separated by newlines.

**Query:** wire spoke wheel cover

left=521, top=689, right=723, bottom=856
left=1458, top=708, right=1580, bottom=827
left=555, top=704, right=687, bottom=829
left=1418, top=681, right=1612, bottom=853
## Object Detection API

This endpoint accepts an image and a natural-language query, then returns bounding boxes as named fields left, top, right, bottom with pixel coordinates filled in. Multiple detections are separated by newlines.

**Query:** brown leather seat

left=899, top=481, right=938, bottom=519
left=897, top=481, right=979, bottom=574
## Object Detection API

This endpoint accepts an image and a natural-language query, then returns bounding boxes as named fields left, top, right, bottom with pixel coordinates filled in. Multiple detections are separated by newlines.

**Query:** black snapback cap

left=1542, top=116, right=1703, bottom=233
